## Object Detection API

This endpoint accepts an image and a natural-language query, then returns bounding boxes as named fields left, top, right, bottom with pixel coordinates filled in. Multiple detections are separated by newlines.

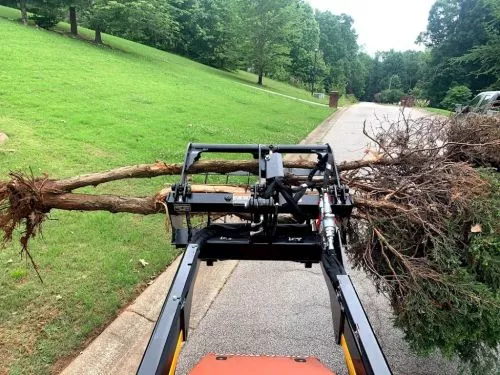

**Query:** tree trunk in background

left=69, top=6, right=78, bottom=35
left=95, top=26, right=102, bottom=44
left=257, top=70, right=263, bottom=85
left=19, top=0, right=27, bottom=24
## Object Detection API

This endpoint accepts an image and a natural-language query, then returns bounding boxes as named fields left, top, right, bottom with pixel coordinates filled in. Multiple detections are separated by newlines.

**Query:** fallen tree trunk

left=43, top=158, right=396, bottom=192
left=48, top=160, right=264, bottom=191
left=42, top=185, right=252, bottom=215
left=43, top=193, right=160, bottom=215
left=36, top=187, right=411, bottom=217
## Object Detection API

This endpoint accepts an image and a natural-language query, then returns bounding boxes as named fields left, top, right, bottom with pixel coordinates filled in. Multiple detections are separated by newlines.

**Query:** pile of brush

left=1, top=113, right=499, bottom=373
left=346, top=113, right=499, bottom=373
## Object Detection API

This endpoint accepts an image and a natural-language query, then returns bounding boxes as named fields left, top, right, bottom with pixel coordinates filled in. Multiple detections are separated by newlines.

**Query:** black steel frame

left=137, top=243, right=200, bottom=375
left=137, top=144, right=391, bottom=375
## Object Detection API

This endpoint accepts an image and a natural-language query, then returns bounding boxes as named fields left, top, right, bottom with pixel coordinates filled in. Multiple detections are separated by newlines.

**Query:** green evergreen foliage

left=29, top=1, right=64, bottom=29
left=395, top=170, right=500, bottom=374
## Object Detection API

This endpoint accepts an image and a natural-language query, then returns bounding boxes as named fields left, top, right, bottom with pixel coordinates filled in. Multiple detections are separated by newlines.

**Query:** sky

left=307, top=0, right=436, bottom=55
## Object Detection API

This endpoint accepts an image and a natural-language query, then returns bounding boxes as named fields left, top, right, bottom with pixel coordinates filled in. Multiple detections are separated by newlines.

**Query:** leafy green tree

left=82, top=0, right=178, bottom=47
left=348, top=52, right=371, bottom=99
left=388, top=74, right=402, bottom=90
left=170, top=0, right=239, bottom=70
left=418, top=0, right=498, bottom=105
left=58, top=0, right=92, bottom=36
left=315, top=11, right=358, bottom=93
left=288, top=1, right=322, bottom=89
left=453, top=0, right=500, bottom=89
left=417, top=0, right=461, bottom=47
left=360, top=50, right=427, bottom=101
left=314, top=10, right=375, bottom=97
left=238, top=0, right=298, bottom=85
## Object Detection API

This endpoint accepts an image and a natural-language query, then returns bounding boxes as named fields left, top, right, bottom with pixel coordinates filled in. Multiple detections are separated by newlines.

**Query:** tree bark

left=34, top=158, right=396, bottom=193
left=95, top=26, right=102, bottom=44
left=10, top=184, right=412, bottom=218
left=43, top=193, right=160, bottom=215
left=69, top=6, right=78, bottom=36
left=19, top=0, right=27, bottom=25
left=46, top=159, right=324, bottom=192
left=257, top=69, right=263, bottom=85
left=40, top=185, right=253, bottom=215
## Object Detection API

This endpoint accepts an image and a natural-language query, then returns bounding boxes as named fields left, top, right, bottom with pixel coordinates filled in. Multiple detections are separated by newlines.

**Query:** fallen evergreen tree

left=0, top=113, right=498, bottom=373
left=346, top=113, right=499, bottom=373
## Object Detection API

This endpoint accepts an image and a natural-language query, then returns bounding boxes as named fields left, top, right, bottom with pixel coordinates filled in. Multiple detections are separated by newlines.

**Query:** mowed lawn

left=0, top=9, right=332, bottom=375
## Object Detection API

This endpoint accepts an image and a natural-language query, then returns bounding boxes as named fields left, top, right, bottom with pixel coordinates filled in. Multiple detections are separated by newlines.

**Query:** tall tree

left=349, top=52, right=371, bottom=99
left=315, top=11, right=358, bottom=93
left=82, top=0, right=178, bottom=48
left=238, top=0, right=298, bottom=85
left=288, top=1, right=322, bottom=88
left=418, top=0, right=498, bottom=105
left=453, top=0, right=500, bottom=89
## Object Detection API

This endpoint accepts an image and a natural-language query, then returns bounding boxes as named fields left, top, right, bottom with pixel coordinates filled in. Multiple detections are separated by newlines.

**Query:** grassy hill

left=0, top=7, right=333, bottom=374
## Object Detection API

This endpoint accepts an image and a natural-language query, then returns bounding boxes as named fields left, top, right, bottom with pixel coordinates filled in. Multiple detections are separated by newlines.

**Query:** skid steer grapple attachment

left=137, top=143, right=392, bottom=375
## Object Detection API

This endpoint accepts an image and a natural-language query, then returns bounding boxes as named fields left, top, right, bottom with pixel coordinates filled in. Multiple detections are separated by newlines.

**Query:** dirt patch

left=0, top=303, right=61, bottom=373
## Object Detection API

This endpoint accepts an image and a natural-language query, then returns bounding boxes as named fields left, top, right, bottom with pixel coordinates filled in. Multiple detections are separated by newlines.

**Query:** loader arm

left=137, top=143, right=392, bottom=375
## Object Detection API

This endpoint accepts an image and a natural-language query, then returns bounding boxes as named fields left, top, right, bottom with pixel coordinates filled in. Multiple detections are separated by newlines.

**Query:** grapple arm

left=137, top=143, right=391, bottom=375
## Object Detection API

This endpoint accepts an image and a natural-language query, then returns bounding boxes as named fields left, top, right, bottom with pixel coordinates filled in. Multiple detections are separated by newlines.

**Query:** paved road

left=176, top=103, right=457, bottom=375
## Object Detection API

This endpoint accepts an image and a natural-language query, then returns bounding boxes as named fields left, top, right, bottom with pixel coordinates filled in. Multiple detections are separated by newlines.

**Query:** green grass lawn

left=423, top=107, right=453, bottom=116
left=0, top=5, right=346, bottom=107
left=0, top=7, right=332, bottom=374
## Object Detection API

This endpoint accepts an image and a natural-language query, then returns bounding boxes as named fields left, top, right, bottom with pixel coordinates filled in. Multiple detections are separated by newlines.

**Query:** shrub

left=30, top=7, right=63, bottom=29
left=377, top=89, right=405, bottom=104
left=441, top=85, right=472, bottom=111
left=415, top=98, right=430, bottom=107
left=409, top=86, right=425, bottom=99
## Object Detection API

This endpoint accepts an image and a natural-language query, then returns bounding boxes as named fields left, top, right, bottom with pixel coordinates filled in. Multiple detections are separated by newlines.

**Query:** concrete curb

left=301, top=106, right=349, bottom=144
left=60, top=259, right=238, bottom=375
